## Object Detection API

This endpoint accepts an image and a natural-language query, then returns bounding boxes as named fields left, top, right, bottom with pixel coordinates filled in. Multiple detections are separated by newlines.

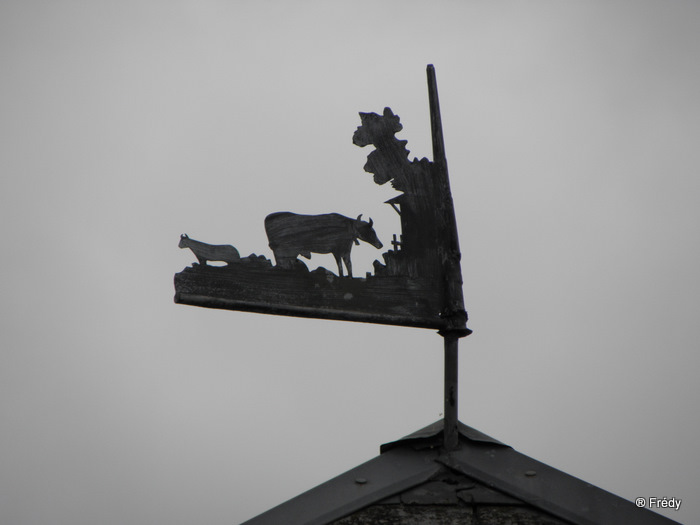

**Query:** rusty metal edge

left=175, top=292, right=450, bottom=331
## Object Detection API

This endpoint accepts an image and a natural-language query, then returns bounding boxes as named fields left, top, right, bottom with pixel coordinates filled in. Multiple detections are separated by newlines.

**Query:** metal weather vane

left=172, top=67, right=685, bottom=525
left=174, top=65, right=470, bottom=449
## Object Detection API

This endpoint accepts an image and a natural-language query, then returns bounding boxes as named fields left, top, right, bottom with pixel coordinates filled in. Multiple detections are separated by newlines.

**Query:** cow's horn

left=368, top=217, right=373, bottom=227
left=356, top=214, right=362, bottom=221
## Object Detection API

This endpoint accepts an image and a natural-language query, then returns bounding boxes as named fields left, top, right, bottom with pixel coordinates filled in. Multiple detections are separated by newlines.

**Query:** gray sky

left=1, top=1, right=698, bottom=523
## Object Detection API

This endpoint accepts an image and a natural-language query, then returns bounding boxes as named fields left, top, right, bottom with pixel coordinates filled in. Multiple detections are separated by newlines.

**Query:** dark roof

left=242, top=420, right=681, bottom=525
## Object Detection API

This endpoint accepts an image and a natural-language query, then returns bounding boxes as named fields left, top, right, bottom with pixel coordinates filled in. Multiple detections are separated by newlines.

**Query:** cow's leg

left=272, top=250, right=291, bottom=269
left=333, top=254, right=344, bottom=277
left=343, top=255, right=353, bottom=278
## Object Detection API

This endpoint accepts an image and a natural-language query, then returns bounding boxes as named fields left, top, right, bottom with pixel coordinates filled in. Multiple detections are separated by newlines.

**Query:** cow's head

left=179, top=234, right=189, bottom=248
left=353, top=215, right=383, bottom=249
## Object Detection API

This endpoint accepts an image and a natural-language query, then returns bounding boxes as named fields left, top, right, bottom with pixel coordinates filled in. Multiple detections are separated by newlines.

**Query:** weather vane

left=174, top=65, right=470, bottom=449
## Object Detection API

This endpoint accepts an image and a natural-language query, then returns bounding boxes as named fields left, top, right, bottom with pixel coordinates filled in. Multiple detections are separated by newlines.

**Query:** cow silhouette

left=179, top=234, right=240, bottom=266
left=264, top=212, right=382, bottom=277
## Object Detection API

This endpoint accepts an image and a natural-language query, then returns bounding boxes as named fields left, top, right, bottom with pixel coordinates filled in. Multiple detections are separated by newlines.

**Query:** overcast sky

left=1, top=1, right=698, bottom=524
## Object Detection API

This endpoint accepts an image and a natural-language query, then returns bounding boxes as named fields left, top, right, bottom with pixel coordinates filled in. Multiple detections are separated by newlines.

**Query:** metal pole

left=428, top=64, right=468, bottom=450
left=443, top=333, right=459, bottom=451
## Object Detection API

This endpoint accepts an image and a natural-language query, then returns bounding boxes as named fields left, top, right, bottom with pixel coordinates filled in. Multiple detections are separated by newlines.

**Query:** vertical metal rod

left=427, top=64, right=447, bottom=174
left=444, top=334, right=459, bottom=451
left=429, top=64, right=468, bottom=450
left=428, top=64, right=469, bottom=334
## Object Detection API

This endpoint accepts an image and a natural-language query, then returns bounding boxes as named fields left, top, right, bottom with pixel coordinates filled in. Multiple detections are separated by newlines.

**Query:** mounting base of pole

left=438, top=327, right=472, bottom=338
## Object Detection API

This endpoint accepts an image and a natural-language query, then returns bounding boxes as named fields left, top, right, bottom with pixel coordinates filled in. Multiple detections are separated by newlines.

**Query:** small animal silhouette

left=179, top=234, right=240, bottom=265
